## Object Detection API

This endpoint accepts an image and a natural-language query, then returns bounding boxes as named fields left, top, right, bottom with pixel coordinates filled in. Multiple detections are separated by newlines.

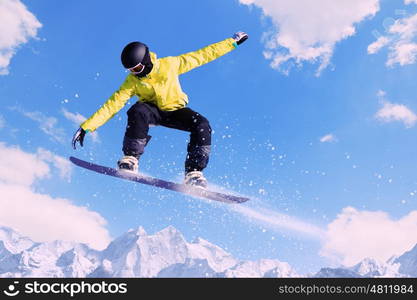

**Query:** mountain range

left=0, top=225, right=415, bottom=277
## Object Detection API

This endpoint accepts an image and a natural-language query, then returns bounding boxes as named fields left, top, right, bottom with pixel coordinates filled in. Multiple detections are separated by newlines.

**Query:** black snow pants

left=123, top=102, right=212, bottom=173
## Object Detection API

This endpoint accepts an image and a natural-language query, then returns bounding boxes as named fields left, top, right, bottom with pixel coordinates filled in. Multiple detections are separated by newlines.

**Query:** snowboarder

left=72, top=32, right=249, bottom=188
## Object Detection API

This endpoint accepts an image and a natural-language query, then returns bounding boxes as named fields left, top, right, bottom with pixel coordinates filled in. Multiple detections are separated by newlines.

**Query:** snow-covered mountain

left=392, top=244, right=417, bottom=277
left=314, top=258, right=403, bottom=278
left=0, top=226, right=102, bottom=277
left=89, top=226, right=239, bottom=277
left=0, top=225, right=416, bottom=278
left=0, top=225, right=297, bottom=278
left=218, top=259, right=297, bottom=278
left=313, top=247, right=417, bottom=278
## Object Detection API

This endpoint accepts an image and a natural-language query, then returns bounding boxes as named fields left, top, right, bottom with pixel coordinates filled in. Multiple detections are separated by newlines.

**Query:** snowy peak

left=56, top=245, right=100, bottom=277
left=98, top=226, right=236, bottom=277
left=192, top=237, right=221, bottom=248
left=2, top=225, right=416, bottom=278
left=314, top=267, right=361, bottom=278
left=221, top=259, right=298, bottom=278
left=0, top=225, right=297, bottom=277
left=157, top=258, right=217, bottom=278
left=351, top=258, right=400, bottom=277
left=127, top=226, right=147, bottom=236
left=155, top=225, right=187, bottom=247
left=394, top=243, right=417, bottom=277
left=314, top=257, right=403, bottom=278
left=188, top=237, right=237, bottom=272
left=95, top=225, right=190, bottom=277
left=0, top=226, right=34, bottom=254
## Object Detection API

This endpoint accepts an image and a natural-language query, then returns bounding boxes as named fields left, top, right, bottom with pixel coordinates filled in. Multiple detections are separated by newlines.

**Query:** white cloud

left=0, top=143, right=111, bottom=250
left=320, top=207, right=417, bottom=266
left=374, top=91, right=416, bottom=128
left=0, top=0, right=42, bottom=75
left=375, top=102, right=417, bottom=127
left=62, top=108, right=100, bottom=143
left=0, top=184, right=111, bottom=250
left=36, top=148, right=72, bottom=182
left=62, top=108, right=87, bottom=125
left=405, top=0, right=417, bottom=5
left=368, top=6, right=417, bottom=67
left=240, top=0, right=380, bottom=75
left=10, top=107, right=66, bottom=143
left=0, top=143, right=50, bottom=186
left=367, top=36, right=390, bottom=54
left=320, top=134, right=337, bottom=143
left=23, top=111, right=66, bottom=142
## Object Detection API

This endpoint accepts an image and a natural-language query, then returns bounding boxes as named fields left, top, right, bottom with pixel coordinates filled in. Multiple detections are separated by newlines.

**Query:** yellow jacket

left=81, top=38, right=237, bottom=132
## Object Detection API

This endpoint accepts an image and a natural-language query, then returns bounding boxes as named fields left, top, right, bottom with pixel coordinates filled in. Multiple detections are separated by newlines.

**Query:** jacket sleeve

left=176, top=38, right=237, bottom=75
left=80, top=76, right=135, bottom=132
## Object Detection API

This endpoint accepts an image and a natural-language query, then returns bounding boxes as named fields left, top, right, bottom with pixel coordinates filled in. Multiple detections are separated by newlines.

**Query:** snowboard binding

left=117, top=155, right=139, bottom=173
left=184, top=171, right=208, bottom=189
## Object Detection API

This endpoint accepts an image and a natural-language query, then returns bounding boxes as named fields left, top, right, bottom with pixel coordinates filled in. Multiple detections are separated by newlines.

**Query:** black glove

left=72, top=128, right=86, bottom=150
left=232, top=31, right=249, bottom=45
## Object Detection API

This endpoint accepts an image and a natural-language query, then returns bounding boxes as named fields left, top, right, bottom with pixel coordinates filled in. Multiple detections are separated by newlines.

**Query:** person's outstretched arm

left=176, top=31, right=248, bottom=75
left=72, top=76, right=136, bottom=149
left=81, top=76, right=136, bottom=133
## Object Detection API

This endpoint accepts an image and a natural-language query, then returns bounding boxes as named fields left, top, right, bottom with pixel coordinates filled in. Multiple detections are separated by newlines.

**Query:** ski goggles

left=128, top=62, right=145, bottom=75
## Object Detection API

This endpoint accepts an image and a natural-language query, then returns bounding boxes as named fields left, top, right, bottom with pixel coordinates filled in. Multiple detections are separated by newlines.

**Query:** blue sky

left=1, top=0, right=417, bottom=274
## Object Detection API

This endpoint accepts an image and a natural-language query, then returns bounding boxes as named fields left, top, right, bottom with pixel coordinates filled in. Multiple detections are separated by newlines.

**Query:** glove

left=232, top=31, right=249, bottom=45
left=72, top=127, right=86, bottom=150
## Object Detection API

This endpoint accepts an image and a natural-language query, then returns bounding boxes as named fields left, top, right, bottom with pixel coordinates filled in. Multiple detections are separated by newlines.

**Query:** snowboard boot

left=184, top=171, right=208, bottom=189
left=117, top=155, right=139, bottom=173
left=118, top=135, right=151, bottom=173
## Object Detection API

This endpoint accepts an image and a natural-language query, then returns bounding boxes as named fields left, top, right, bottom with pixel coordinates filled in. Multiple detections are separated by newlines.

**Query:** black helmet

left=121, top=41, right=149, bottom=69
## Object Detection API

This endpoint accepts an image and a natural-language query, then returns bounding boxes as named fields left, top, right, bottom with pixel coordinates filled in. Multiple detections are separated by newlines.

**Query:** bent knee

left=193, top=116, right=211, bottom=132
left=127, top=102, right=149, bottom=118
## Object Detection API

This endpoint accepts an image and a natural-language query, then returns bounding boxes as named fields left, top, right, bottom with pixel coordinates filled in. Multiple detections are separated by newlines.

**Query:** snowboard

left=69, top=156, right=249, bottom=204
